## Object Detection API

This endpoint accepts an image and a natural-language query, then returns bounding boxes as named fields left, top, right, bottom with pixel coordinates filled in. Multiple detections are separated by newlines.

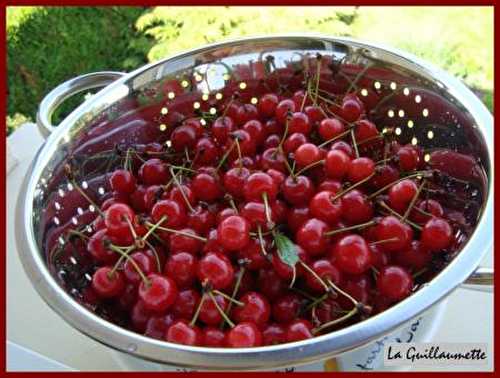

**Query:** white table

left=6, top=123, right=494, bottom=371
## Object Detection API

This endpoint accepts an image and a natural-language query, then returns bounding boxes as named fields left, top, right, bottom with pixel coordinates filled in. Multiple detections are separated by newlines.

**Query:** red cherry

left=258, top=93, right=279, bottom=118
left=388, top=179, right=418, bottom=213
left=271, top=245, right=308, bottom=281
left=233, top=291, right=271, bottom=327
left=242, top=120, right=265, bottom=145
left=410, top=199, right=444, bottom=224
left=257, top=268, right=287, bottom=300
left=305, top=259, right=341, bottom=292
left=354, top=120, right=379, bottom=144
left=240, top=202, right=270, bottom=230
left=91, top=267, right=125, bottom=298
left=370, top=165, right=400, bottom=189
left=309, top=190, right=343, bottom=224
left=341, top=190, right=373, bottom=224
left=260, top=148, right=286, bottom=172
left=171, top=125, right=197, bottom=152
left=172, top=289, right=201, bottom=319
left=226, top=322, right=262, bottom=347
left=191, top=172, right=223, bottom=202
left=235, top=104, right=258, bottom=126
left=377, top=266, right=413, bottom=301
left=284, top=132, right=308, bottom=154
left=217, top=215, right=251, bottom=251
left=151, top=199, right=187, bottom=229
left=212, top=116, right=235, bottom=144
left=87, top=229, right=117, bottom=263
left=395, top=240, right=432, bottom=270
left=183, top=118, right=203, bottom=138
left=139, top=158, right=169, bottom=185
left=375, top=216, right=413, bottom=252
left=244, top=172, right=278, bottom=202
left=282, top=175, right=315, bottom=206
left=104, top=203, right=135, bottom=240
left=294, top=143, right=321, bottom=168
left=286, top=319, right=313, bottom=342
left=331, top=140, right=354, bottom=158
left=187, top=205, right=216, bottom=235
left=145, top=314, right=174, bottom=340
left=263, top=134, right=281, bottom=149
left=110, top=169, right=136, bottom=194
left=202, top=327, right=227, bottom=347
left=165, top=252, right=197, bottom=288
left=305, top=105, right=325, bottom=125
left=168, top=184, right=196, bottom=209
left=166, top=320, right=202, bottom=346
left=272, top=294, right=301, bottom=324
left=318, top=118, right=344, bottom=141
left=318, top=179, right=342, bottom=193
left=397, top=145, right=420, bottom=171
left=288, top=112, right=311, bottom=135
left=332, top=234, right=372, bottom=274
left=341, top=94, right=363, bottom=122
left=421, top=217, right=453, bottom=252
left=138, top=274, right=178, bottom=312
left=275, top=99, right=295, bottom=125
left=168, top=228, right=203, bottom=255
left=124, top=252, right=156, bottom=285
left=262, top=323, right=287, bottom=345
left=296, top=218, right=330, bottom=256
left=348, top=157, right=375, bottom=183
left=325, top=149, right=351, bottom=180
left=195, top=137, right=219, bottom=166
left=199, top=293, right=228, bottom=325
left=238, top=238, right=271, bottom=271
left=197, top=252, right=234, bottom=290
left=131, top=300, right=153, bottom=333
left=223, top=167, right=250, bottom=198
left=370, top=244, right=391, bottom=269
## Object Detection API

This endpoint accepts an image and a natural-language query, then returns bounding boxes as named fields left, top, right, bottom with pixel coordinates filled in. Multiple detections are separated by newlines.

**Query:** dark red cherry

left=166, top=320, right=202, bottom=346
left=91, top=267, right=125, bottom=298
left=286, top=319, right=313, bottom=342
left=138, top=274, right=178, bottom=312
left=282, top=175, right=315, bottom=206
left=309, top=190, right=342, bottom=224
left=288, top=112, right=311, bottom=135
left=191, top=172, right=223, bottom=202
left=272, top=294, right=301, bottom=324
left=421, top=217, right=453, bottom=252
left=332, top=234, right=372, bottom=275
left=262, top=323, right=287, bottom=345
left=110, top=169, right=136, bottom=194
left=296, top=218, right=330, bottom=256
left=212, top=116, right=235, bottom=144
left=226, top=322, right=262, bottom=347
left=139, top=158, right=169, bottom=185
left=171, top=125, right=197, bottom=152
left=233, top=291, right=271, bottom=327
left=258, top=93, right=279, bottom=118
left=244, top=172, right=278, bottom=202
left=275, top=99, right=296, bottom=125
left=325, top=149, right=351, bottom=180
left=318, top=118, right=344, bottom=141
left=348, top=157, right=375, bottom=183
left=165, top=252, right=197, bottom=288
left=284, top=132, right=308, bottom=154
left=341, top=190, right=373, bottom=224
left=217, top=215, right=251, bottom=251
left=377, top=265, right=413, bottom=301
left=375, top=216, right=413, bottom=252
left=197, top=252, right=234, bottom=290
left=202, top=327, right=227, bottom=347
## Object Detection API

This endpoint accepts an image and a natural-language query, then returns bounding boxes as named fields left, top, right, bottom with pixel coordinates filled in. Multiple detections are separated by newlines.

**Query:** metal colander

left=16, top=35, right=493, bottom=370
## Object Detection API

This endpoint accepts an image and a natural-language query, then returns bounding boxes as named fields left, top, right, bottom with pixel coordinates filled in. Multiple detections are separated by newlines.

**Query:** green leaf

left=274, top=232, right=299, bottom=267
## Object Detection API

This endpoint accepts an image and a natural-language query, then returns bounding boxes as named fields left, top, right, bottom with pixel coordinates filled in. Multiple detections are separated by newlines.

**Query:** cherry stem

left=295, top=159, right=325, bottom=177
left=234, top=138, right=243, bottom=171
left=350, top=129, right=360, bottom=158
left=330, top=172, right=376, bottom=203
left=367, top=171, right=432, bottom=200
left=312, top=306, right=358, bottom=334
left=190, top=293, right=206, bottom=327
left=256, top=226, right=268, bottom=256
left=145, top=222, right=207, bottom=242
left=402, top=179, right=426, bottom=221
left=369, top=237, right=400, bottom=246
left=346, top=63, right=373, bottom=94
left=317, top=127, right=353, bottom=148
left=144, top=240, right=162, bottom=273
left=300, top=80, right=311, bottom=112
left=212, top=290, right=244, bottom=306
left=291, top=287, right=317, bottom=301
left=109, top=244, right=150, bottom=287
left=325, top=219, right=376, bottom=236
left=221, top=266, right=246, bottom=329
left=208, top=291, right=235, bottom=328
left=276, top=116, right=290, bottom=153
left=377, top=201, right=423, bottom=231
left=327, top=279, right=359, bottom=309
left=141, top=216, right=167, bottom=242
left=299, top=260, right=330, bottom=292
left=169, top=167, right=195, bottom=213
left=261, top=192, right=274, bottom=228
left=304, top=292, right=329, bottom=313
left=374, top=157, right=393, bottom=166
left=413, top=268, right=427, bottom=279
left=358, top=133, right=385, bottom=147
left=67, top=229, right=90, bottom=240
left=216, top=139, right=236, bottom=171
left=282, top=150, right=297, bottom=180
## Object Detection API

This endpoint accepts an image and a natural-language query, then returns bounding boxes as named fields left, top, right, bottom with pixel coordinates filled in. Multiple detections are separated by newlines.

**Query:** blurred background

left=6, top=6, right=493, bottom=135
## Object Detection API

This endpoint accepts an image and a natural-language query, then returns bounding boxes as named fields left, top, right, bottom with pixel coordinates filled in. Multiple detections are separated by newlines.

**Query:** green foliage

left=135, top=6, right=359, bottom=62
left=7, top=6, right=152, bottom=130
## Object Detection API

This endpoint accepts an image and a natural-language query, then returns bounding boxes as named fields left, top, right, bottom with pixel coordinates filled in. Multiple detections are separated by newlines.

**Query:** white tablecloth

left=6, top=123, right=493, bottom=371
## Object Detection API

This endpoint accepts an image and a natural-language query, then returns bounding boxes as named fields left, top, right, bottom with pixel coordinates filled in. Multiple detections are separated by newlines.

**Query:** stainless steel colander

left=15, top=35, right=493, bottom=370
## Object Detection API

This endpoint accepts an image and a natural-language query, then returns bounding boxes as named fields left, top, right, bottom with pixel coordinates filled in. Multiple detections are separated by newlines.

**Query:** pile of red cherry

left=62, top=88, right=458, bottom=349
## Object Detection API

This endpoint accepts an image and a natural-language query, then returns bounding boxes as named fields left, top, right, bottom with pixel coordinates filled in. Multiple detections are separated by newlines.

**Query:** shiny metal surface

left=461, top=267, right=494, bottom=292
left=16, top=35, right=493, bottom=370
left=36, top=71, right=125, bottom=138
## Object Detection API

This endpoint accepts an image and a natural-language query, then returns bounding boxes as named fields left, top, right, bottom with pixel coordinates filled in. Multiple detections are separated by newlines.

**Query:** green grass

left=6, top=6, right=493, bottom=135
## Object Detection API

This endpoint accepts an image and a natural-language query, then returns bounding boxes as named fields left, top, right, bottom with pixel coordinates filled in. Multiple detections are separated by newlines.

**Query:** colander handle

left=461, top=267, right=493, bottom=293
left=36, top=71, right=126, bottom=139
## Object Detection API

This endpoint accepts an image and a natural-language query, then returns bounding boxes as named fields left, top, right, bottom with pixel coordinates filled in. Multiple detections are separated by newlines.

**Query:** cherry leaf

left=274, top=232, right=299, bottom=267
